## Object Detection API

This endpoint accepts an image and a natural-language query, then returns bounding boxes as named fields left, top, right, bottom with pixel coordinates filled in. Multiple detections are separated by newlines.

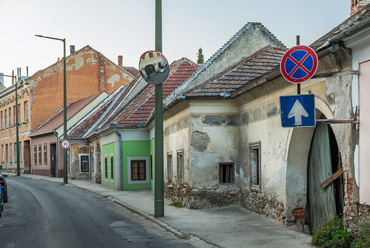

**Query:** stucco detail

left=107, top=73, right=120, bottom=87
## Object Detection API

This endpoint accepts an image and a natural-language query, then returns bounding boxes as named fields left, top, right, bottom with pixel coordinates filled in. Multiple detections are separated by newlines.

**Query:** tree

left=197, top=47, right=204, bottom=65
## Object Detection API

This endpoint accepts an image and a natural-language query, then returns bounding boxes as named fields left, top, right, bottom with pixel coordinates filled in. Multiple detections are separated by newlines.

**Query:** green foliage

left=197, top=47, right=204, bottom=65
left=170, top=201, right=184, bottom=208
left=312, top=216, right=353, bottom=248
left=351, top=219, right=370, bottom=248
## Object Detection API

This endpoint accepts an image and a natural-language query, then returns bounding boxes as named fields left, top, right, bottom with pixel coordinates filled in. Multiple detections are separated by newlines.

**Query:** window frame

left=9, top=143, right=13, bottom=162
left=219, top=162, right=235, bottom=184
left=34, top=145, right=37, bottom=165
left=79, top=153, right=90, bottom=173
left=38, top=144, right=42, bottom=165
left=250, top=141, right=261, bottom=192
left=127, top=157, right=149, bottom=184
left=43, top=143, right=47, bottom=165
left=104, top=154, right=108, bottom=180
left=24, top=101, right=29, bottom=122
left=110, top=153, right=114, bottom=181
left=177, top=150, right=184, bottom=183
left=167, top=152, right=172, bottom=184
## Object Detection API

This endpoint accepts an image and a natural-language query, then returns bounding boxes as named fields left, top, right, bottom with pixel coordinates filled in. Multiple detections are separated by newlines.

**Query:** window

left=250, top=141, right=261, bottom=191
left=38, top=145, right=42, bottom=165
left=219, top=163, right=234, bottom=184
left=149, top=52, right=153, bottom=58
left=24, top=101, right=28, bottom=122
left=1, top=145, right=3, bottom=162
left=34, top=145, right=37, bottom=164
left=18, top=103, right=21, bottom=123
left=9, top=143, right=12, bottom=162
left=1, top=111, right=3, bottom=129
left=104, top=155, right=108, bottom=179
left=150, top=153, right=153, bottom=180
left=177, top=150, right=183, bottom=183
left=110, top=154, right=114, bottom=180
left=13, top=106, right=16, bottom=126
left=8, top=107, right=11, bottom=127
left=44, top=144, right=47, bottom=165
left=167, top=153, right=172, bottom=183
left=131, top=160, right=146, bottom=181
left=5, top=109, right=7, bottom=128
left=80, top=154, right=89, bottom=172
left=19, top=142, right=22, bottom=162
left=14, top=143, right=16, bottom=162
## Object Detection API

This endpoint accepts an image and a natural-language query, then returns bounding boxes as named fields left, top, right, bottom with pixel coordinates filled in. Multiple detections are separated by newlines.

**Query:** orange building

left=0, top=45, right=138, bottom=174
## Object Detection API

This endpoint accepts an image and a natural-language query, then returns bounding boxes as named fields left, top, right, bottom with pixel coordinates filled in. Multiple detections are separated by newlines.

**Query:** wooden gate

left=307, top=123, right=340, bottom=232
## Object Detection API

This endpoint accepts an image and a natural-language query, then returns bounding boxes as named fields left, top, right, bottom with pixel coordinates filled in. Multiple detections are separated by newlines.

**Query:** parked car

left=0, top=173, right=8, bottom=203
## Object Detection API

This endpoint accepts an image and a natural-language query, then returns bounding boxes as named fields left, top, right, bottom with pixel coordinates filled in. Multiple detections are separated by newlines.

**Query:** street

left=0, top=177, right=193, bottom=248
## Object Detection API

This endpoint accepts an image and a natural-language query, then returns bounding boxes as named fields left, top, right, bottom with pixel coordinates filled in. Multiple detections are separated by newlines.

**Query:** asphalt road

left=0, top=176, right=193, bottom=248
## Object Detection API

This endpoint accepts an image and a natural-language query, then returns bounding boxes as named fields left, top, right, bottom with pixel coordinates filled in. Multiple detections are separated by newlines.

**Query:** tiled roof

left=110, top=58, right=198, bottom=127
left=67, top=84, right=127, bottom=138
left=164, top=22, right=286, bottom=106
left=184, top=46, right=286, bottom=98
left=311, top=3, right=370, bottom=51
left=122, top=66, right=139, bottom=78
left=30, top=92, right=103, bottom=137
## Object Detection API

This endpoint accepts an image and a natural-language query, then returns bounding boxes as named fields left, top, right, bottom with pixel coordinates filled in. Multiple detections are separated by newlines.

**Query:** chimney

left=118, top=55, right=123, bottom=67
left=351, top=0, right=370, bottom=15
left=70, top=45, right=75, bottom=55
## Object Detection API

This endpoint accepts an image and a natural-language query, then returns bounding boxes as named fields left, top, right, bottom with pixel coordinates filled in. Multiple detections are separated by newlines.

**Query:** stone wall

left=165, top=184, right=239, bottom=209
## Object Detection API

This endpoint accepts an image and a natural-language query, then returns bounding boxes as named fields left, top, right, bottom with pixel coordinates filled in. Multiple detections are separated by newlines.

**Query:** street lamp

left=35, top=34, right=68, bottom=184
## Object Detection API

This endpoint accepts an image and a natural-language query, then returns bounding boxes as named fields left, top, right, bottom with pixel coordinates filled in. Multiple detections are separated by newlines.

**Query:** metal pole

left=63, top=39, right=68, bottom=184
left=296, top=35, right=301, bottom=95
left=35, top=34, right=68, bottom=183
left=154, top=0, right=164, bottom=218
left=15, top=70, right=20, bottom=176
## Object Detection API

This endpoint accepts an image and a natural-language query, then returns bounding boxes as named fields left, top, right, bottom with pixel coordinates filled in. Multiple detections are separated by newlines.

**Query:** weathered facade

left=0, top=77, right=31, bottom=173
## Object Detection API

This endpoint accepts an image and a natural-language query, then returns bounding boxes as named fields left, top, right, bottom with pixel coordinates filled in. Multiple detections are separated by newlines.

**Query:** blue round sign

left=280, top=45, right=318, bottom=84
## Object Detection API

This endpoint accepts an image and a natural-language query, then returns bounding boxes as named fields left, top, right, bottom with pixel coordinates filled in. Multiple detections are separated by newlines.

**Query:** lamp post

left=35, top=34, right=68, bottom=184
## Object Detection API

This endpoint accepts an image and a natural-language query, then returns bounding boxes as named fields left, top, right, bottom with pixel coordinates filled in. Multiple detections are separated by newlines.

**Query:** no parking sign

left=280, top=45, right=318, bottom=84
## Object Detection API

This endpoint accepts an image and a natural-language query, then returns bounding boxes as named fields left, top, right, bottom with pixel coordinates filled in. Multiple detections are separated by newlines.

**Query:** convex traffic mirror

left=139, top=50, right=169, bottom=85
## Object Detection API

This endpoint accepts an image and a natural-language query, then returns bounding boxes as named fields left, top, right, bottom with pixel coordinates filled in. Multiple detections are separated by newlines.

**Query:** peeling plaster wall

left=28, top=46, right=133, bottom=131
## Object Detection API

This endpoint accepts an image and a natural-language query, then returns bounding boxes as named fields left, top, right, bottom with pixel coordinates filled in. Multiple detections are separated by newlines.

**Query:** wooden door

left=50, top=144, right=56, bottom=177
left=307, top=123, right=336, bottom=231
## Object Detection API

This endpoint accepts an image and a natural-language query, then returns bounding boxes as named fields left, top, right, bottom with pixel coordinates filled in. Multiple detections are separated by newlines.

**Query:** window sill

left=251, top=185, right=261, bottom=192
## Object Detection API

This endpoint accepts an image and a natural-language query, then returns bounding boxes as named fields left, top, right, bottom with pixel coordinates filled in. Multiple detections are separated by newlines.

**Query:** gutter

left=114, top=128, right=123, bottom=191
left=329, top=16, right=370, bottom=44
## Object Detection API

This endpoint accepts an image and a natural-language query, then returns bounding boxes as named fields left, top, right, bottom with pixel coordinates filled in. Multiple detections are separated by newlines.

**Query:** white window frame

left=250, top=141, right=261, bottom=191
left=127, top=157, right=149, bottom=184
left=79, top=153, right=90, bottom=173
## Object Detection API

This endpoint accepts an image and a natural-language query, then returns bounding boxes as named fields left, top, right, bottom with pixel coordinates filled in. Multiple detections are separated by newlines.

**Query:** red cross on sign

left=280, top=45, right=318, bottom=84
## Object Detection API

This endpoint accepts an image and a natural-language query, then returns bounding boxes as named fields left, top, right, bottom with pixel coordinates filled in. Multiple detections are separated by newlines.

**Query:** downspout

left=114, top=128, right=123, bottom=191
left=54, top=130, right=59, bottom=178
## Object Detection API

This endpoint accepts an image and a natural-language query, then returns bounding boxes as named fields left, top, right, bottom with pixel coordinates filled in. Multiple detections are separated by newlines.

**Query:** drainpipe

left=54, top=130, right=59, bottom=178
left=114, top=128, right=123, bottom=191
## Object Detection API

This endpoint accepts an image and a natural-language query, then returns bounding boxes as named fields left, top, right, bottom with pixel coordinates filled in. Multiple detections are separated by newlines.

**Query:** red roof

left=113, top=58, right=198, bottom=127
left=184, top=46, right=286, bottom=98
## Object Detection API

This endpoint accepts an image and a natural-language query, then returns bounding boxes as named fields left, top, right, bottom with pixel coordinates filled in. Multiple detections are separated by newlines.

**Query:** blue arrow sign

left=280, top=94, right=316, bottom=128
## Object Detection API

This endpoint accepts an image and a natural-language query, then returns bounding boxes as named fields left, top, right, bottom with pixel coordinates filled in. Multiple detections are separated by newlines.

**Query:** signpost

left=280, top=94, right=316, bottom=128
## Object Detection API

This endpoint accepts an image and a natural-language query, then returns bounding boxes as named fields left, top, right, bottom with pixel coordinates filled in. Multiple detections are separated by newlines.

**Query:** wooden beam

left=316, top=119, right=359, bottom=124
left=320, top=167, right=345, bottom=189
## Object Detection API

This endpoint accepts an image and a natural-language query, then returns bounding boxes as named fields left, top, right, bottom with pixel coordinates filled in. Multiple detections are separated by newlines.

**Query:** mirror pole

left=154, top=0, right=164, bottom=218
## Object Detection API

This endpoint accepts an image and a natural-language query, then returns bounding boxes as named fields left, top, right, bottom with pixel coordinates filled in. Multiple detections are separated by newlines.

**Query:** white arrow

left=287, top=99, right=308, bottom=125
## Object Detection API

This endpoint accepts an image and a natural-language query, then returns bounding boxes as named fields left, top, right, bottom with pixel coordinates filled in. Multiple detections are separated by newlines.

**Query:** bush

left=351, top=219, right=370, bottom=248
left=170, top=201, right=184, bottom=208
left=312, top=216, right=353, bottom=248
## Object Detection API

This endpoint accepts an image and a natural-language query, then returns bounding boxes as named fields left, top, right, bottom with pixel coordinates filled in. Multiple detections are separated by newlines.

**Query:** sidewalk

left=15, top=174, right=313, bottom=248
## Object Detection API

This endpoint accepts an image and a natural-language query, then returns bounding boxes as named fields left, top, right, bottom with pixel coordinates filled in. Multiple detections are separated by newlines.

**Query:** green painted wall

left=102, top=142, right=116, bottom=189
left=122, top=140, right=151, bottom=190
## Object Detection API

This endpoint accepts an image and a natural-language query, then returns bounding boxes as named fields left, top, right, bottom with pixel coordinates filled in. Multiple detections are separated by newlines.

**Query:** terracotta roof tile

left=111, top=58, right=198, bottom=127
left=184, top=46, right=286, bottom=98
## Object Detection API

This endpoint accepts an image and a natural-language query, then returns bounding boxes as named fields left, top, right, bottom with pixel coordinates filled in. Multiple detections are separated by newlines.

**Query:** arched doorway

left=307, top=115, right=344, bottom=232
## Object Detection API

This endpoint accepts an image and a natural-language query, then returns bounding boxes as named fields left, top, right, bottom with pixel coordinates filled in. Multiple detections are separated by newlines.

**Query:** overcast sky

left=0, top=0, right=350, bottom=86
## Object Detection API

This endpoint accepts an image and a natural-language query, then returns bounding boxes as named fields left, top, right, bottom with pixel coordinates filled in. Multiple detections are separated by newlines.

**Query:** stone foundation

left=239, top=189, right=286, bottom=222
left=165, top=184, right=239, bottom=209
